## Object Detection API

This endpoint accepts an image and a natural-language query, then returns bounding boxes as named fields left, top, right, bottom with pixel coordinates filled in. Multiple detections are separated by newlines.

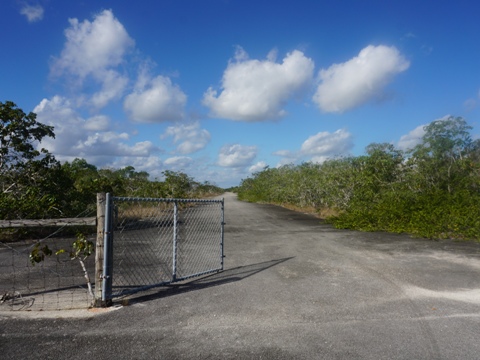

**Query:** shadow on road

left=120, top=257, right=294, bottom=305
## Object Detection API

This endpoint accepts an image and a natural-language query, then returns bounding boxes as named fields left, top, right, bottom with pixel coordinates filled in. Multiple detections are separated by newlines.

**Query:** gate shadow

left=121, top=257, right=294, bottom=305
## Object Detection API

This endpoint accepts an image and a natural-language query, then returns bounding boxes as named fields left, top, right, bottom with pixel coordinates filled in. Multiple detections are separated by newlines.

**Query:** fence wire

left=110, top=197, right=224, bottom=297
left=0, top=211, right=96, bottom=311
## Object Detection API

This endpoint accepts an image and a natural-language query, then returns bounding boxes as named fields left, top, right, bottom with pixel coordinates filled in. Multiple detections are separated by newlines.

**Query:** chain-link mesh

left=110, top=197, right=224, bottom=297
left=0, top=232, right=95, bottom=311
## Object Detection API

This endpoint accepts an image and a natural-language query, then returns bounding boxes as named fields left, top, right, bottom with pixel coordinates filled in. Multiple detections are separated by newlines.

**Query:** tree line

left=237, top=116, right=480, bottom=240
left=0, top=101, right=223, bottom=222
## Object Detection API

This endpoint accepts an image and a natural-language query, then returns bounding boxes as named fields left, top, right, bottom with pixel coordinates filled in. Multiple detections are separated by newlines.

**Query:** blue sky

left=1, top=0, right=479, bottom=187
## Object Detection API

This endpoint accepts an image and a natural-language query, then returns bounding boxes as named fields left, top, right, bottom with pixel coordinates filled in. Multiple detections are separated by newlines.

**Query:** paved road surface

left=1, top=192, right=480, bottom=359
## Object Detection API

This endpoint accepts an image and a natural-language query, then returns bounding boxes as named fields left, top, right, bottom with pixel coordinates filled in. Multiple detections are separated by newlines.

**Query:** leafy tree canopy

left=0, top=101, right=55, bottom=172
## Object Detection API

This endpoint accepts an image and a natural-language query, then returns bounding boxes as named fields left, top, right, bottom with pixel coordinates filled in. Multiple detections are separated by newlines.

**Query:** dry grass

left=118, top=203, right=172, bottom=219
left=116, top=200, right=205, bottom=220
left=276, top=203, right=340, bottom=219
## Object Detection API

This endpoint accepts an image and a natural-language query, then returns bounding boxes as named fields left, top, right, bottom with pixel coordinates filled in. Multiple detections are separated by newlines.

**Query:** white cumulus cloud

left=33, top=96, right=160, bottom=165
left=301, top=129, right=353, bottom=157
left=161, top=122, right=210, bottom=154
left=90, top=70, right=130, bottom=109
left=163, top=156, right=193, bottom=170
left=274, top=129, right=354, bottom=165
left=397, top=124, right=427, bottom=151
left=20, top=4, right=44, bottom=22
left=124, top=75, right=187, bottom=123
left=217, top=144, right=257, bottom=167
left=84, top=115, right=110, bottom=131
left=313, top=45, right=410, bottom=113
left=398, top=115, right=460, bottom=151
left=300, top=129, right=354, bottom=163
left=203, top=47, right=314, bottom=121
left=249, top=161, right=268, bottom=173
left=52, top=9, right=134, bottom=78
left=50, top=9, right=134, bottom=109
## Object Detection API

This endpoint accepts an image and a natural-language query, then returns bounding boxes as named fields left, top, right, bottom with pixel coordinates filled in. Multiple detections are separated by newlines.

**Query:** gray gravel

left=1, top=192, right=480, bottom=359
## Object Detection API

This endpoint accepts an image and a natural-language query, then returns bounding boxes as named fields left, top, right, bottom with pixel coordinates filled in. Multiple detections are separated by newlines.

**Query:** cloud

left=90, top=70, right=130, bottom=109
left=249, top=161, right=268, bottom=173
left=203, top=47, right=314, bottom=121
left=217, top=144, right=257, bottom=167
left=33, top=96, right=160, bottom=165
left=124, top=74, right=187, bottom=123
left=51, top=9, right=186, bottom=117
left=272, top=149, right=294, bottom=157
left=191, top=167, right=245, bottom=188
left=300, top=129, right=354, bottom=161
left=274, top=129, right=353, bottom=165
left=50, top=9, right=134, bottom=109
left=163, top=156, right=193, bottom=170
left=397, top=116, right=454, bottom=151
left=161, top=122, right=210, bottom=154
left=52, top=10, right=134, bottom=78
left=313, top=45, right=410, bottom=113
left=272, top=149, right=297, bottom=166
left=20, top=4, right=44, bottom=22
left=397, top=124, right=426, bottom=151
left=84, top=115, right=110, bottom=131
left=81, top=134, right=156, bottom=157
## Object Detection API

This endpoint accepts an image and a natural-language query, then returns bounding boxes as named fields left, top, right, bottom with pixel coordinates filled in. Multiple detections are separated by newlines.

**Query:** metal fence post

left=172, top=200, right=178, bottom=282
left=102, top=193, right=113, bottom=305
left=94, top=193, right=105, bottom=307
left=221, top=198, right=225, bottom=270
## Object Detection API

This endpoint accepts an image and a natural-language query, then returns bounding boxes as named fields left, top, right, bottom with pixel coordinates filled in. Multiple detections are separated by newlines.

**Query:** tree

left=116, top=166, right=150, bottom=196
left=0, top=101, right=54, bottom=171
left=408, top=116, right=475, bottom=194
left=61, top=158, right=100, bottom=215
left=364, top=143, right=404, bottom=185
left=0, top=101, right=65, bottom=220
left=162, top=170, right=194, bottom=198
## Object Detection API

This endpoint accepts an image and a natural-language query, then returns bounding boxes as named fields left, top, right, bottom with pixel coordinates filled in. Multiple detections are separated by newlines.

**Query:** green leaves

left=30, top=233, right=95, bottom=266
left=162, top=170, right=194, bottom=198
left=0, top=101, right=54, bottom=170
left=69, top=233, right=95, bottom=260
left=408, top=116, right=475, bottom=194
left=29, top=233, right=96, bottom=300
left=237, top=117, right=480, bottom=240
left=0, top=101, right=63, bottom=221
left=29, top=243, right=53, bottom=265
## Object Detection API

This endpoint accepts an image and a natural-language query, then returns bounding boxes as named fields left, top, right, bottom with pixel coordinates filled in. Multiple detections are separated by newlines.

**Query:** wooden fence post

left=94, top=193, right=106, bottom=306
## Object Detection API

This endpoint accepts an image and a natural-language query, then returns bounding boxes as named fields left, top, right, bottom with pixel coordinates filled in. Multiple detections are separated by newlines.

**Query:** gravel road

left=1, top=192, right=480, bottom=359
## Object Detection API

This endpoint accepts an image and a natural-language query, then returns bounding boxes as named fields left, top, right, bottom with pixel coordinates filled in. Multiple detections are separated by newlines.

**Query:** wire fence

left=0, top=209, right=97, bottom=312
left=0, top=195, right=225, bottom=311
left=109, top=196, right=224, bottom=299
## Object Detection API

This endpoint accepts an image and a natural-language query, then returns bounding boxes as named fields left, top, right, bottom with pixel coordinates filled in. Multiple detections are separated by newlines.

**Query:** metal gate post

left=172, top=200, right=178, bottom=282
left=221, top=198, right=225, bottom=270
left=102, top=192, right=113, bottom=305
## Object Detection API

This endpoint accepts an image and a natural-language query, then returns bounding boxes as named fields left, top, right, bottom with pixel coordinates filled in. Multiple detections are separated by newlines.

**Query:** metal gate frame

left=101, top=193, right=224, bottom=303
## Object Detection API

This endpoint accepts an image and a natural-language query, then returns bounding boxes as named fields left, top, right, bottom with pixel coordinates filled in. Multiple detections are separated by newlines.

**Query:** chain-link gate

left=101, top=194, right=224, bottom=301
